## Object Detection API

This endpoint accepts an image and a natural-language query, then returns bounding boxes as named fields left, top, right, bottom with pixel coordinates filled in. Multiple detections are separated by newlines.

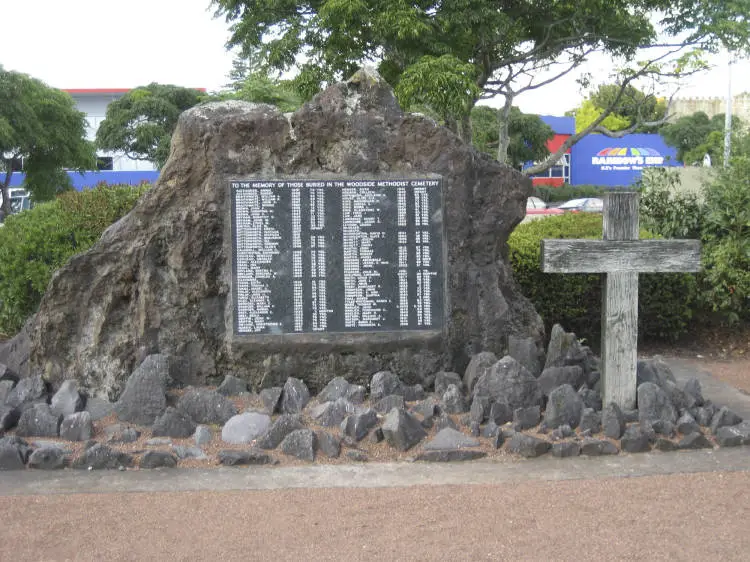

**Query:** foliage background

left=0, top=183, right=149, bottom=335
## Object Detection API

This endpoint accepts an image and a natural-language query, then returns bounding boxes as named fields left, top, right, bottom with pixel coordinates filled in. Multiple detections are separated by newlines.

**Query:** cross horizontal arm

left=541, top=239, right=701, bottom=273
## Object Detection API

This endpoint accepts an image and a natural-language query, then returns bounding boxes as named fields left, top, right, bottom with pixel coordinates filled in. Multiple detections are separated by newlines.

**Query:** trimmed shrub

left=532, top=184, right=611, bottom=203
left=0, top=183, right=149, bottom=335
left=509, top=213, right=697, bottom=346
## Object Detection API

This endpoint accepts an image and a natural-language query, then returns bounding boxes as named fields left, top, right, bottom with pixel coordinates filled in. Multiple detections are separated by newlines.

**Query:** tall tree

left=660, top=111, right=743, bottom=165
left=96, top=84, right=204, bottom=167
left=471, top=106, right=554, bottom=168
left=212, top=0, right=750, bottom=173
left=0, top=67, right=95, bottom=217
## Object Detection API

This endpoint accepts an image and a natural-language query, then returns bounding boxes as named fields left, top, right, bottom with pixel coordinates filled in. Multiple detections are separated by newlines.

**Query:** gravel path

left=2, top=471, right=749, bottom=561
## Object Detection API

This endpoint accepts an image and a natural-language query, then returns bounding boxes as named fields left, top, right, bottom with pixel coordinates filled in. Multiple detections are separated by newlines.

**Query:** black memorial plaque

left=231, top=178, right=445, bottom=335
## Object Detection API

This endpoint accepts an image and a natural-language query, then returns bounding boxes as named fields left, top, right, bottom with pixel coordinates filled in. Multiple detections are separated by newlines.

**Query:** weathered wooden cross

left=540, top=192, right=701, bottom=410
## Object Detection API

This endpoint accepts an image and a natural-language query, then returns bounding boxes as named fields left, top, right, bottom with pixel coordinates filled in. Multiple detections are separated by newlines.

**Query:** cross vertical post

left=601, top=192, right=639, bottom=409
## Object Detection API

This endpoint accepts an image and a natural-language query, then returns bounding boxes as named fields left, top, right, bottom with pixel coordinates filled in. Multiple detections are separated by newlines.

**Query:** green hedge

left=532, top=184, right=611, bottom=203
left=509, top=213, right=697, bottom=346
left=0, top=183, right=150, bottom=336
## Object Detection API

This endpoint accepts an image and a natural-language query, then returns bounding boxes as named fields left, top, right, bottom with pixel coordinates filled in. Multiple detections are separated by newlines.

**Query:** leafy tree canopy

left=574, top=100, right=632, bottom=134
left=212, top=54, right=303, bottom=113
left=574, top=84, right=667, bottom=133
left=660, top=111, right=744, bottom=164
left=96, top=83, right=204, bottom=168
left=212, top=0, right=750, bottom=172
left=0, top=66, right=96, bottom=216
left=471, top=106, right=554, bottom=168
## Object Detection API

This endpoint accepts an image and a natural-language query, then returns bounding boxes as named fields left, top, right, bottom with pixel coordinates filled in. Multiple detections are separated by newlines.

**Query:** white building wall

left=68, top=92, right=157, bottom=172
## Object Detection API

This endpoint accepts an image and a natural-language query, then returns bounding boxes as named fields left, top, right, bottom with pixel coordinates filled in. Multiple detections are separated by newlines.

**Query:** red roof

left=63, top=88, right=207, bottom=94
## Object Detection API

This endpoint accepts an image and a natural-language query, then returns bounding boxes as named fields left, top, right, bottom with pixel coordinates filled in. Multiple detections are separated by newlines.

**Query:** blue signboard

left=570, top=134, right=681, bottom=186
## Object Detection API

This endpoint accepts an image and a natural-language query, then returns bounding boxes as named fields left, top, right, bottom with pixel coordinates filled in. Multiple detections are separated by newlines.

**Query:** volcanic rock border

left=1, top=324, right=747, bottom=471
left=0, top=67, right=545, bottom=399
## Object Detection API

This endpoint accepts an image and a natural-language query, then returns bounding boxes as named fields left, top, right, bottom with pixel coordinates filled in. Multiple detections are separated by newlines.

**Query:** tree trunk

left=459, top=113, right=472, bottom=144
left=496, top=95, right=514, bottom=165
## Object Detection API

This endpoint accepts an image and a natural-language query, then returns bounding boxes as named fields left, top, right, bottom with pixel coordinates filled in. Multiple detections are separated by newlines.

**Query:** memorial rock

left=0, top=67, right=542, bottom=398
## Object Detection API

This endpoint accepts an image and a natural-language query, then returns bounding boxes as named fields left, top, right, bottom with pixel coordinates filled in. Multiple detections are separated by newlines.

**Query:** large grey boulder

left=152, top=407, right=197, bottom=438
left=308, top=399, right=356, bottom=427
left=218, top=449, right=273, bottom=466
left=10, top=68, right=543, bottom=397
left=216, top=375, right=248, bottom=396
left=636, top=359, right=676, bottom=389
left=538, top=366, right=585, bottom=397
left=317, top=377, right=351, bottom=402
left=259, top=387, right=283, bottom=414
left=280, top=377, right=311, bottom=414
left=0, top=406, right=20, bottom=431
left=370, top=371, right=403, bottom=402
left=508, top=335, right=544, bottom=377
left=423, top=428, right=480, bottom=450
left=506, top=434, right=550, bottom=458
left=602, top=402, right=626, bottom=440
left=544, top=385, right=584, bottom=429
left=374, top=395, right=405, bottom=415
left=72, top=444, right=133, bottom=470
left=221, top=412, right=271, bottom=444
left=434, top=371, right=463, bottom=396
left=28, top=447, right=66, bottom=470
left=5, top=374, right=46, bottom=409
left=279, top=429, right=317, bottom=461
left=0, top=444, right=26, bottom=470
left=140, top=451, right=178, bottom=469
left=16, top=404, right=61, bottom=437
left=710, top=407, right=743, bottom=434
left=316, top=431, right=341, bottom=458
left=340, top=409, right=378, bottom=442
left=580, top=439, right=619, bottom=456
left=85, top=397, right=114, bottom=421
left=637, top=382, right=677, bottom=426
left=620, top=426, right=651, bottom=453
left=381, top=408, right=427, bottom=451
left=683, top=378, right=704, bottom=407
left=59, top=411, right=94, bottom=441
left=0, top=379, right=14, bottom=405
left=114, top=356, right=170, bottom=425
left=440, top=384, right=467, bottom=414
left=463, top=352, right=497, bottom=395
left=177, top=388, right=237, bottom=425
left=0, top=364, right=19, bottom=385
left=472, top=356, right=542, bottom=412
left=544, top=324, right=578, bottom=370
left=50, top=380, right=83, bottom=417
left=257, top=414, right=305, bottom=450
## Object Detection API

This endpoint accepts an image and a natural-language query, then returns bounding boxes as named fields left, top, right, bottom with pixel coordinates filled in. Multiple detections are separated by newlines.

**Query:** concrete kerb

left=2, top=446, right=749, bottom=497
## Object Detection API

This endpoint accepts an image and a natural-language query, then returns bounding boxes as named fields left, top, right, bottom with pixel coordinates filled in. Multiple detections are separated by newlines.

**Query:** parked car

left=523, top=196, right=563, bottom=221
left=558, top=197, right=604, bottom=213
left=526, top=196, right=547, bottom=210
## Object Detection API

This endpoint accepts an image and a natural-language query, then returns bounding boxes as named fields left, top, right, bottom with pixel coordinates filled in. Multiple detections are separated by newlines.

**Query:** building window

left=529, top=153, right=570, bottom=183
left=96, top=157, right=114, bottom=171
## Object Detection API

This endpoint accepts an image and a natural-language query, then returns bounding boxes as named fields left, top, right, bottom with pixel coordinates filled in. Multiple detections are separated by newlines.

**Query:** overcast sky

left=2, top=0, right=749, bottom=116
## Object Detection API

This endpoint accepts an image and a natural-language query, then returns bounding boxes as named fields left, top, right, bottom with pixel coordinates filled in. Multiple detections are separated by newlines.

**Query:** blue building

left=530, top=116, right=682, bottom=187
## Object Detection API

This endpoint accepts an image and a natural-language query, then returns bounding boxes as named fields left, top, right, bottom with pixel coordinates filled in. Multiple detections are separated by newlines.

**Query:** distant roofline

left=63, top=87, right=207, bottom=94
